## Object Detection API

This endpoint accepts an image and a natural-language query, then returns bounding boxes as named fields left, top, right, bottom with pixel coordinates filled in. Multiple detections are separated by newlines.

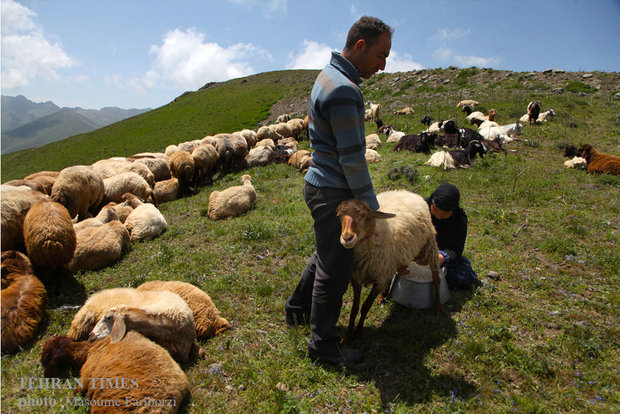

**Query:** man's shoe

left=286, top=310, right=310, bottom=326
left=309, top=345, right=363, bottom=367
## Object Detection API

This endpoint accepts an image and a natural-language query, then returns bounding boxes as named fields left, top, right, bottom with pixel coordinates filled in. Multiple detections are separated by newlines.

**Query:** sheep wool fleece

left=286, top=51, right=379, bottom=358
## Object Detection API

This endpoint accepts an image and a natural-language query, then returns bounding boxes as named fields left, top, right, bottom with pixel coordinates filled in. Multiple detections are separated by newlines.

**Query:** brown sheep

left=137, top=280, right=230, bottom=339
left=153, top=177, right=181, bottom=203
left=577, top=144, right=620, bottom=176
left=50, top=165, right=105, bottom=221
left=23, top=200, right=76, bottom=269
left=67, top=220, right=130, bottom=272
left=1, top=187, right=49, bottom=252
left=41, top=332, right=189, bottom=413
left=168, top=151, right=195, bottom=196
left=1, top=251, right=47, bottom=353
left=23, top=170, right=59, bottom=195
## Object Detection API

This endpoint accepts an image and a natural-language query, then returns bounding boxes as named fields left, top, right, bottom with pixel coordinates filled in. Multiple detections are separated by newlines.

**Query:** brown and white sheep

left=336, top=190, right=442, bottom=339
left=50, top=165, right=105, bottom=221
left=137, top=280, right=230, bottom=339
left=576, top=144, right=620, bottom=176
left=41, top=332, right=190, bottom=413
left=23, top=200, right=76, bottom=269
left=207, top=174, right=256, bottom=220
left=1, top=251, right=47, bottom=353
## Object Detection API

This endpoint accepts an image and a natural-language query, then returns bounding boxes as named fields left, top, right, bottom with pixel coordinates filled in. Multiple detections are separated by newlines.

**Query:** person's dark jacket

left=425, top=197, right=468, bottom=266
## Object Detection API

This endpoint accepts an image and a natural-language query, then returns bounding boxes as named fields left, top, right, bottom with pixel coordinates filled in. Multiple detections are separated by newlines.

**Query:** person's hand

left=396, top=265, right=409, bottom=276
left=438, top=253, right=445, bottom=266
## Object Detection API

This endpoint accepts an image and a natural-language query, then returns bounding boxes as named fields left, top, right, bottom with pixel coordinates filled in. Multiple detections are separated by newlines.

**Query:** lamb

left=102, top=171, right=157, bottom=206
left=67, top=220, right=130, bottom=272
left=41, top=332, right=190, bottom=413
left=168, top=150, right=196, bottom=196
left=1, top=187, right=50, bottom=251
left=1, top=250, right=47, bottom=353
left=365, top=148, right=381, bottom=163
left=153, top=177, right=181, bottom=203
left=23, top=200, right=76, bottom=269
left=207, top=174, right=256, bottom=220
left=425, top=140, right=487, bottom=169
left=336, top=190, right=442, bottom=339
left=50, top=165, right=105, bottom=221
left=576, top=144, right=620, bottom=176
left=365, top=133, right=382, bottom=149
left=394, top=106, right=414, bottom=115
left=365, top=102, right=380, bottom=122
left=85, top=288, right=197, bottom=363
left=393, top=132, right=433, bottom=154
left=192, top=143, right=219, bottom=186
left=136, top=280, right=230, bottom=339
left=123, top=196, right=168, bottom=242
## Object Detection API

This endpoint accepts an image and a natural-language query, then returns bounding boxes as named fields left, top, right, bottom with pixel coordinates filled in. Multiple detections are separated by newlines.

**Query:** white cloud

left=385, top=50, right=424, bottom=73
left=430, top=28, right=471, bottom=43
left=286, top=40, right=333, bottom=70
left=146, top=28, right=271, bottom=90
left=432, top=47, right=500, bottom=68
left=1, top=0, right=78, bottom=89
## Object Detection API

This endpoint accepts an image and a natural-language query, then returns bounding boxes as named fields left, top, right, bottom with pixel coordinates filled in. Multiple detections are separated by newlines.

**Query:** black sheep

left=393, top=132, right=434, bottom=153
left=527, top=101, right=541, bottom=124
left=449, top=140, right=487, bottom=167
left=459, top=127, right=484, bottom=147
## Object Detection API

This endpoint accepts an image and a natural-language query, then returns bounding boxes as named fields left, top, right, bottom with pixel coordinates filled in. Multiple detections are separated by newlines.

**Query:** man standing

left=285, top=16, right=393, bottom=367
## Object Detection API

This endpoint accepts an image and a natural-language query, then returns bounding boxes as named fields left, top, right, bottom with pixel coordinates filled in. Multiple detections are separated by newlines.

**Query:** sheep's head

left=421, top=115, right=433, bottom=126
left=40, top=335, right=94, bottom=378
left=336, top=199, right=395, bottom=249
left=89, top=306, right=132, bottom=343
left=577, top=144, right=594, bottom=162
left=1, top=250, right=33, bottom=282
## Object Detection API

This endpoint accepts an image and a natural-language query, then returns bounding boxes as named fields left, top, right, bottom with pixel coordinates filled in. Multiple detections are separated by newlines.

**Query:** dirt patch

left=264, top=95, right=309, bottom=124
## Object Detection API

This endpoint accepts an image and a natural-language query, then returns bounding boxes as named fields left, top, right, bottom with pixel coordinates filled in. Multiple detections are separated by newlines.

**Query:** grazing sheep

left=168, top=150, right=195, bottom=196
left=177, top=139, right=202, bottom=154
left=123, top=198, right=168, bottom=242
left=23, top=200, right=76, bottom=269
left=137, top=280, right=230, bottom=339
left=50, top=165, right=105, bottom=221
left=132, top=156, right=172, bottom=182
left=207, top=174, right=256, bottom=220
left=213, top=134, right=234, bottom=175
left=425, top=140, right=487, bottom=169
left=1, top=187, right=49, bottom=252
left=365, top=102, right=381, bottom=122
left=365, top=133, right=382, bottom=150
left=166, top=144, right=179, bottom=156
left=336, top=190, right=441, bottom=339
left=576, top=144, right=620, bottom=176
left=393, top=132, right=433, bottom=154
left=67, top=220, right=130, bottom=272
left=230, top=132, right=250, bottom=170
left=86, top=288, right=197, bottom=363
left=23, top=170, right=59, bottom=195
left=286, top=118, right=305, bottom=138
left=394, top=106, right=414, bottom=115
left=41, top=332, right=189, bottom=413
left=365, top=148, right=381, bottom=163
left=103, top=172, right=157, bottom=206
left=192, top=143, right=219, bottom=186
left=153, top=177, right=181, bottom=203
left=1, top=251, right=47, bottom=353
left=237, top=129, right=258, bottom=147
left=273, top=122, right=293, bottom=138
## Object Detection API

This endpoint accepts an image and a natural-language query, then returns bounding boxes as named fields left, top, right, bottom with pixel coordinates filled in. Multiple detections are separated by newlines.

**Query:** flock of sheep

left=0, top=115, right=314, bottom=411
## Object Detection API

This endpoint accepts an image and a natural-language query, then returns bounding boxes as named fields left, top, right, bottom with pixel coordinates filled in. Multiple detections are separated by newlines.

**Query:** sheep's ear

left=371, top=210, right=396, bottom=220
left=109, top=314, right=127, bottom=343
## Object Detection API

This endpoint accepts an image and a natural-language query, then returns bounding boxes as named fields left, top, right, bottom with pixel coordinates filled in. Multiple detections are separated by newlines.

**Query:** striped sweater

left=304, top=51, right=379, bottom=210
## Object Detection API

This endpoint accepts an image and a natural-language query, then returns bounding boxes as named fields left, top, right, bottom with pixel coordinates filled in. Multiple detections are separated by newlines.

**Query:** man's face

left=358, top=32, right=391, bottom=79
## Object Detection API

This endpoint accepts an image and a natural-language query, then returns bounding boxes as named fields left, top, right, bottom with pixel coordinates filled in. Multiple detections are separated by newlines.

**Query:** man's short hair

left=345, top=16, right=394, bottom=50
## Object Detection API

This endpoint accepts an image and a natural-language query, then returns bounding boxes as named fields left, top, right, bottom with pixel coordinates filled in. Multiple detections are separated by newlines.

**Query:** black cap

left=431, top=183, right=460, bottom=212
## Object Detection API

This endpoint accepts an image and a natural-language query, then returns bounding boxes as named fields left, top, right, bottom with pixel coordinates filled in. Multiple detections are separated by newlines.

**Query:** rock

left=206, top=362, right=224, bottom=376
left=543, top=68, right=553, bottom=73
left=487, top=271, right=500, bottom=281
left=275, top=382, right=288, bottom=392
left=582, top=73, right=593, bottom=78
left=554, top=68, right=566, bottom=73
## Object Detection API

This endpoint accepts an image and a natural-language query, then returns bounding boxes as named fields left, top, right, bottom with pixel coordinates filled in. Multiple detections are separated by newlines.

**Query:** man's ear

left=354, top=38, right=366, bottom=53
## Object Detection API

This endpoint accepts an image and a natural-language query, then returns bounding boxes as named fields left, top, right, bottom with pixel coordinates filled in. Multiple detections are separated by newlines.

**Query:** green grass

left=1, top=68, right=619, bottom=413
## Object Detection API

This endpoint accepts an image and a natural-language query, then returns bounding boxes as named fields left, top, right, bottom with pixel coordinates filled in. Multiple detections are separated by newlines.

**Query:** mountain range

left=1, top=95, right=151, bottom=154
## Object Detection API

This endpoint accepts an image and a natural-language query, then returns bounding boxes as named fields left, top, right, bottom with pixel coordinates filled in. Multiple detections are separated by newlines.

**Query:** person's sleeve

left=441, top=214, right=468, bottom=265
left=325, top=85, right=379, bottom=210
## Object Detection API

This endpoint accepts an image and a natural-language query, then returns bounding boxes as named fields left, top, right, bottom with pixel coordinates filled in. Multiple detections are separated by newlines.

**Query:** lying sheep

left=576, top=143, right=620, bottom=176
left=51, top=165, right=105, bottom=221
left=365, top=148, right=381, bottom=163
left=237, top=129, right=257, bottom=147
left=256, top=125, right=283, bottom=142
left=103, top=171, right=157, bottom=206
left=245, top=146, right=273, bottom=168
left=276, top=113, right=291, bottom=123
left=132, top=155, right=172, bottom=182
left=137, top=280, right=230, bottom=339
left=86, top=288, right=197, bottom=363
left=336, top=190, right=442, bottom=339
left=41, top=332, right=189, bottom=413
left=288, top=150, right=311, bottom=170
left=425, top=140, right=487, bottom=169
left=73, top=205, right=120, bottom=233
left=67, top=220, right=130, bottom=272
left=23, top=171, right=59, bottom=195
left=23, top=200, right=76, bottom=270
left=1, top=187, right=49, bottom=251
left=153, top=177, right=181, bottom=203
left=2, top=179, right=47, bottom=194
left=365, top=133, right=382, bottom=150
left=394, top=106, right=414, bottom=115
left=393, top=132, right=433, bottom=154
left=207, top=174, right=256, bottom=221
left=123, top=195, right=168, bottom=242
left=1, top=251, right=47, bottom=353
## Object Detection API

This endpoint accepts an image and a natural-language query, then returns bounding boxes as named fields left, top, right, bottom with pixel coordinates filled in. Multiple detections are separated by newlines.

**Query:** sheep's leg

left=347, top=279, right=362, bottom=341
left=354, top=284, right=381, bottom=338
left=431, top=267, right=442, bottom=314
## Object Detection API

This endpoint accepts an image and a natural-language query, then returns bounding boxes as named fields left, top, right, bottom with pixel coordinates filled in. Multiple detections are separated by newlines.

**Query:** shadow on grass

left=345, top=287, right=477, bottom=408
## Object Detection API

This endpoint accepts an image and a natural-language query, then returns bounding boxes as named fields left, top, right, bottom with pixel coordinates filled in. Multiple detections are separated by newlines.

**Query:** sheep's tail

left=38, top=240, right=74, bottom=269
left=1, top=276, right=47, bottom=353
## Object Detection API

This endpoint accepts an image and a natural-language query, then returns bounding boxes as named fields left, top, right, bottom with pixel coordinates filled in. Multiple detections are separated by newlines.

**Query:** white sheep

left=457, top=99, right=480, bottom=108
left=394, top=106, right=414, bottom=115
left=67, top=220, right=130, bottom=272
left=256, top=125, right=283, bottom=141
left=276, top=114, right=291, bottom=123
left=83, top=288, right=197, bottom=362
left=41, top=332, right=190, bottom=412
left=1, top=187, right=49, bottom=251
left=123, top=197, right=168, bottom=242
left=207, top=174, right=256, bottom=221
left=50, top=165, right=105, bottom=220
left=564, top=156, right=587, bottom=169
left=72, top=204, right=120, bottom=233
left=336, top=190, right=441, bottom=339
left=365, top=133, right=382, bottom=150
left=273, top=122, right=293, bottom=138
left=137, top=280, right=230, bottom=339
left=365, top=102, right=380, bottom=122
left=519, top=108, right=556, bottom=124
left=286, top=118, right=305, bottom=138
left=478, top=121, right=522, bottom=142
left=383, top=125, right=406, bottom=143
left=365, top=148, right=381, bottom=163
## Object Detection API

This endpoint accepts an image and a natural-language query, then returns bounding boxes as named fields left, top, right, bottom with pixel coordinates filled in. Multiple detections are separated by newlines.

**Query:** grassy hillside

left=1, top=68, right=619, bottom=413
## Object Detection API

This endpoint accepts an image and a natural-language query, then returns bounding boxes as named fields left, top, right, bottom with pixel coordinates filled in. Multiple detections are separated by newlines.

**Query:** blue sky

left=2, top=0, right=619, bottom=110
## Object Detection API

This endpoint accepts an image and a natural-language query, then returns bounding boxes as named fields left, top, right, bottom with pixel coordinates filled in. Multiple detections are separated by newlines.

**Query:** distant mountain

left=1, top=109, right=101, bottom=154
left=1, top=95, right=151, bottom=154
